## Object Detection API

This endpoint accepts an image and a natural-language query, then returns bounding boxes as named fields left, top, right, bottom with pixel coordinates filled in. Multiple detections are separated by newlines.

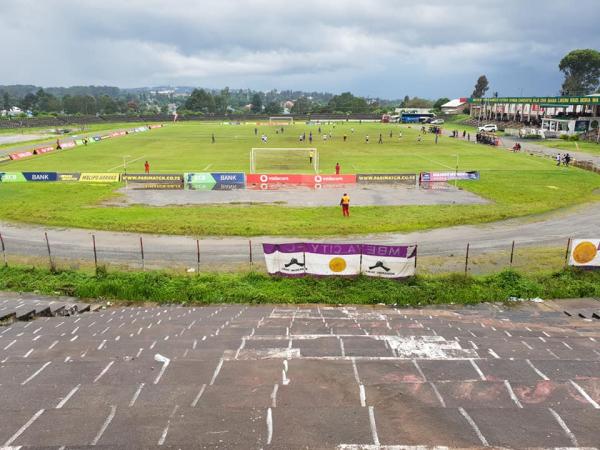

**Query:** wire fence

left=0, top=230, right=575, bottom=276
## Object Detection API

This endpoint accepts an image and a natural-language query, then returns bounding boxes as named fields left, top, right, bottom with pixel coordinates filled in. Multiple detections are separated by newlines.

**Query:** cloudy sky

left=0, top=0, right=598, bottom=98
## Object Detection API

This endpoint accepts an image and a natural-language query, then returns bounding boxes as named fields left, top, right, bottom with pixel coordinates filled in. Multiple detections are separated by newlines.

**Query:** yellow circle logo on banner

left=329, top=257, right=347, bottom=273
left=573, top=241, right=598, bottom=264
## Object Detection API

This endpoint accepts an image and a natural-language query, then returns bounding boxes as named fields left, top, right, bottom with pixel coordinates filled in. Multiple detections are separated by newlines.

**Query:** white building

left=441, top=98, right=468, bottom=114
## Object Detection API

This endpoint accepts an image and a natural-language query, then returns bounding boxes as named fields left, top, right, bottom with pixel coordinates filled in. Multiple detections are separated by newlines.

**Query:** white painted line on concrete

left=504, top=380, right=523, bottom=408
left=339, top=338, right=346, bottom=357
left=3, top=408, right=45, bottom=447
left=412, top=359, right=426, bottom=381
left=266, top=407, right=273, bottom=445
left=23, top=349, right=34, bottom=358
left=569, top=380, right=600, bottom=409
left=191, top=384, right=207, bottom=407
left=526, top=359, right=549, bottom=380
left=91, top=405, right=116, bottom=445
left=469, top=359, right=486, bottom=380
left=129, top=383, right=145, bottom=407
left=459, top=407, right=489, bottom=447
left=521, top=340, right=533, bottom=350
left=209, top=357, right=224, bottom=385
left=56, top=384, right=81, bottom=409
left=94, top=361, right=114, bottom=383
left=22, top=361, right=51, bottom=386
left=430, top=382, right=446, bottom=407
left=351, top=357, right=361, bottom=384
left=3, top=339, right=16, bottom=350
left=271, top=383, right=279, bottom=408
left=359, top=384, right=366, bottom=407
left=368, top=406, right=380, bottom=446
left=153, top=354, right=171, bottom=384
left=549, top=407, right=579, bottom=447
left=48, top=340, right=59, bottom=350
left=488, top=348, right=500, bottom=359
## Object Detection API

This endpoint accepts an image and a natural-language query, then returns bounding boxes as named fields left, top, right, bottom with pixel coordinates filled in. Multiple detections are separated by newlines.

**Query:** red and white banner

left=9, top=151, right=34, bottom=160
left=34, top=146, right=55, bottom=155
left=246, top=174, right=356, bottom=185
left=60, top=142, right=76, bottom=149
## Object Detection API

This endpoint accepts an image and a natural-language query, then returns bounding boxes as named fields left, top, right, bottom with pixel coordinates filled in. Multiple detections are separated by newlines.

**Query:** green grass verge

left=542, top=139, right=600, bottom=156
left=1, top=265, right=599, bottom=306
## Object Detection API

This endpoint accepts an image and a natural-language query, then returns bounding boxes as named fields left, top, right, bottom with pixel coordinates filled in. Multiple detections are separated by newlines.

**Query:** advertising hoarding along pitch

left=0, top=155, right=11, bottom=163
left=420, top=171, right=480, bottom=182
left=58, top=173, right=81, bottom=181
left=356, top=173, right=417, bottom=185
left=9, top=151, right=34, bottom=160
left=79, top=173, right=121, bottom=182
left=246, top=174, right=356, bottom=185
left=23, top=172, right=58, bottom=182
left=0, top=172, right=27, bottom=182
left=123, top=173, right=184, bottom=183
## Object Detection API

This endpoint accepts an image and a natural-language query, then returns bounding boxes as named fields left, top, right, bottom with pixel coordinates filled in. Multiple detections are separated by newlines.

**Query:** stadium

left=1, top=1, right=600, bottom=448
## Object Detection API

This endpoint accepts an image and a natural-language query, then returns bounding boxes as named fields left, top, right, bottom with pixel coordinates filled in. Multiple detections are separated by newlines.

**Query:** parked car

left=430, top=119, right=444, bottom=125
left=478, top=124, right=498, bottom=132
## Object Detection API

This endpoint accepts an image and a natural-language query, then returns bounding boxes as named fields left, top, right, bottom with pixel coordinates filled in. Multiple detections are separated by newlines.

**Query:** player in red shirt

left=144, top=161, right=150, bottom=174
left=335, top=162, right=340, bottom=174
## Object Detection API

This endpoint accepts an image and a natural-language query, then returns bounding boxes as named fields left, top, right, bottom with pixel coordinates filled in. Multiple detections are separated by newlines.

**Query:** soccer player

left=343, top=134, right=347, bottom=142
left=144, top=161, right=150, bottom=174
left=365, top=135, right=369, bottom=143
left=340, top=193, right=350, bottom=217
left=211, top=133, right=215, bottom=144
left=378, top=133, right=383, bottom=144
left=309, top=149, right=315, bottom=164
left=335, top=162, right=340, bottom=174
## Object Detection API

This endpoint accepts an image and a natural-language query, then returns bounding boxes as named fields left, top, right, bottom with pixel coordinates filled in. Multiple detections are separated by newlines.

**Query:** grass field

left=1, top=121, right=599, bottom=236
left=543, top=138, right=600, bottom=156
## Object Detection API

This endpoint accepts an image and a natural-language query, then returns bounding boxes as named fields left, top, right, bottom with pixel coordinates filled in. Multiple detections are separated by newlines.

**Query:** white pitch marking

left=469, top=359, right=486, bottom=381
left=209, top=358, right=224, bottom=385
left=107, top=155, right=146, bottom=172
left=504, top=380, right=523, bottom=408
left=56, top=384, right=81, bottom=409
left=266, top=407, right=273, bottom=445
left=91, top=405, right=117, bottom=445
left=3, top=408, right=45, bottom=446
left=412, top=360, right=426, bottom=381
left=569, top=380, right=600, bottom=409
left=526, top=359, right=549, bottom=380
left=459, top=407, right=489, bottom=447
left=368, top=406, right=380, bottom=446
left=202, top=163, right=213, bottom=171
left=548, top=407, right=579, bottom=446
left=154, top=354, right=171, bottom=384
left=191, top=384, right=207, bottom=407
left=271, top=384, right=279, bottom=408
left=22, top=361, right=51, bottom=386
left=94, top=361, right=114, bottom=383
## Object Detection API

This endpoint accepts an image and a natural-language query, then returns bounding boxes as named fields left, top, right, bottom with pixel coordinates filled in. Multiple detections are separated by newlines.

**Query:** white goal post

left=269, top=116, right=294, bottom=125
left=250, top=148, right=319, bottom=173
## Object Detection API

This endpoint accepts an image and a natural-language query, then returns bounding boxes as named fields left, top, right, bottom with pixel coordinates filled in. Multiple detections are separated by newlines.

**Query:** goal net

left=269, top=116, right=294, bottom=125
left=250, top=148, right=318, bottom=173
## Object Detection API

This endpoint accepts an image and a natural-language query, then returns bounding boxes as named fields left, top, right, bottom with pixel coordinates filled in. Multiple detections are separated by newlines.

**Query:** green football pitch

left=0, top=120, right=599, bottom=236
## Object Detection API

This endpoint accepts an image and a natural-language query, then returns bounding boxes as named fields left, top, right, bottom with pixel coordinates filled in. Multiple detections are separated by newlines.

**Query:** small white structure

left=441, top=98, right=468, bottom=114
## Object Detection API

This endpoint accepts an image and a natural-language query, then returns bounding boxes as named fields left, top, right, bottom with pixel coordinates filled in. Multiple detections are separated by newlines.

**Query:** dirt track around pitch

left=113, top=184, right=489, bottom=207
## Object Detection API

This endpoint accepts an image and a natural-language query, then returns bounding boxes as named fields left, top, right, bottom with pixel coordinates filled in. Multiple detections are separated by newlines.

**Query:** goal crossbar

left=250, top=147, right=318, bottom=173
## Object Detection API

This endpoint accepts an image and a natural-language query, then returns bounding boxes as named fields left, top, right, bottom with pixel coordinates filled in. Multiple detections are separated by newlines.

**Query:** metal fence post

left=140, top=236, right=145, bottom=271
left=45, top=232, right=55, bottom=272
left=249, top=239, right=253, bottom=269
left=196, top=239, right=200, bottom=274
left=464, top=243, right=470, bottom=276
left=0, top=232, right=7, bottom=267
left=92, top=234, right=98, bottom=272
left=509, top=240, right=515, bottom=268
left=564, top=238, right=572, bottom=268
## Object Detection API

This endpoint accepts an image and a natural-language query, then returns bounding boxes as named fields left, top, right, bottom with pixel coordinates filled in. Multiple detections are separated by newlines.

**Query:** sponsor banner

left=263, top=243, right=416, bottom=278
left=58, top=173, right=81, bottom=181
left=110, top=131, right=127, bottom=137
left=185, top=173, right=215, bottom=185
left=247, top=174, right=356, bottom=185
left=149, top=124, right=163, bottom=129
left=420, top=171, right=480, bottom=182
left=469, top=96, right=600, bottom=105
left=187, top=182, right=245, bottom=191
left=211, top=172, right=245, bottom=184
left=60, top=141, right=76, bottom=149
left=10, top=151, right=34, bottom=160
left=74, top=139, right=84, bottom=146
left=23, top=172, right=58, bottom=182
left=0, top=172, right=27, bottom=182
left=33, top=146, right=55, bottom=155
left=79, top=173, right=121, bottom=182
left=92, top=136, right=102, bottom=141
left=123, top=173, right=184, bottom=183
left=100, top=135, right=112, bottom=140
left=0, top=155, right=11, bottom=163
left=357, top=173, right=417, bottom=185
left=361, top=244, right=417, bottom=278
left=131, top=182, right=183, bottom=190
left=569, top=239, right=600, bottom=267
